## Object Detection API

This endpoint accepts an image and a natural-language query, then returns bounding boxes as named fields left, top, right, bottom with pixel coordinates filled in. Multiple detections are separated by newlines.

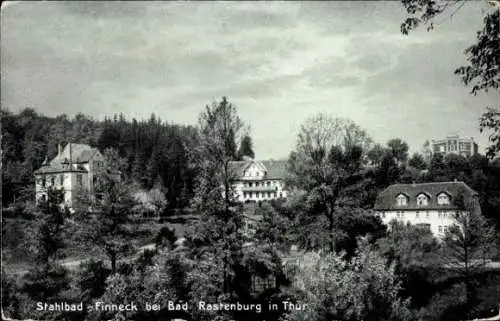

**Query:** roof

left=34, top=143, right=100, bottom=175
left=228, top=159, right=288, bottom=180
left=51, top=143, right=100, bottom=164
left=34, top=163, right=87, bottom=174
left=374, top=181, right=477, bottom=211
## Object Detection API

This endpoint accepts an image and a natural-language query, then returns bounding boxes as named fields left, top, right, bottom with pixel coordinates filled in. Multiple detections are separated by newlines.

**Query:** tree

left=401, top=1, right=500, bottom=157
left=287, top=113, right=376, bottom=253
left=30, top=188, right=71, bottom=264
left=254, top=202, right=293, bottom=253
left=284, top=243, right=416, bottom=321
left=367, top=143, right=389, bottom=167
left=237, top=134, right=255, bottom=160
left=19, top=188, right=72, bottom=320
left=387, top=138, right=409, bottom=165
left=74, top=148, right=139, bottom=274
left=441, top=189, right=497, bottom=317
left=186, top=97, right=247, bottom=309
left=376, top=222, right=443, bottom=309
left=408, top=153, right=428, bottom=170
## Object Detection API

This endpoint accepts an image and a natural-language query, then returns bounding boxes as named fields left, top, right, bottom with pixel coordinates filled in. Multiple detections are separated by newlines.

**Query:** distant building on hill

left=374, top=181, right=479, bottom=238
left=229, top=157, right=288, bottom=202
left=34, top=143, right=104, bottom=208
left=431, top=135, right=478, bottom=159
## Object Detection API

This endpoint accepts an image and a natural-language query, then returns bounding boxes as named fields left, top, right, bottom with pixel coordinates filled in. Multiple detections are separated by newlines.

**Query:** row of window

left=381, top=211, right=454, bottom=219
left=396, top=193, right=450, bottom=206
left=39, top=174, right=83, bottom=187
left=243, top=191, right=283, bottom=199
left=244, top=181, right=280, bottom=188
left=244, top=170, right=266, bottom=177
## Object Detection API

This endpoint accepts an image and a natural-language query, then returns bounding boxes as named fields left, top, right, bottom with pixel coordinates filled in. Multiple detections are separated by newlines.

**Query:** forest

left=2, top=96, right=500, bottom=321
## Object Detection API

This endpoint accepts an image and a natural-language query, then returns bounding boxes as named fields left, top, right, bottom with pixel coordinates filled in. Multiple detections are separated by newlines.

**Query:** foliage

left=408, top=153, right=428, bottom=170
left=1, top=108, right=198, bottom=210
left=30, top=188, right=71, bottom=263
left=238, top=134, right=255, bottom=160
left=73, top=149, right=140, bottom=274
left=441, top=190, right=497, bottom=311
left=376, top=222, right=443, bottom=309
left=401, top=0, right=500, bottom=156
left=254, top=202, right=293, bottom=253
left=287, top=113, right=384, bottom=255
left=284, top=244, right=416, bottom=321
left=387, top=138, right=410, bottom=165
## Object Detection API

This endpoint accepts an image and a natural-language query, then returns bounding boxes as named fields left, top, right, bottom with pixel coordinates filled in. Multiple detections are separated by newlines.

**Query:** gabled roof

left=34, top=143, right=101, bottom=175
left=374, top=181, right=477, bottom=211
left=34, top=163, right=87, bottom=174
left=51, top=143, right=101, bottom=164
left=228, top=159, right=288, bottom=180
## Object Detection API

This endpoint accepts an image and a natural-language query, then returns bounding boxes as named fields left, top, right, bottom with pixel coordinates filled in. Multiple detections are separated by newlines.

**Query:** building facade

left=229, top=158, right=288, bottom=202
left=374, top=181, right=478, bottom=238
left=431, top=135, right=478, bottom=159
left=34, top=143, right=104, bottom=208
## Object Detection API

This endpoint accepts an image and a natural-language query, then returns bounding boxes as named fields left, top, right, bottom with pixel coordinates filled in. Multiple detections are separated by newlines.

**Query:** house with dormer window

left=374, top=181, right=479, bottom=237
left=228, top=157, right=288, bottom=202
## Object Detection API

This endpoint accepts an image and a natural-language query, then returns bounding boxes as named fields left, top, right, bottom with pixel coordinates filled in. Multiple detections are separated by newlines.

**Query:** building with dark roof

left=228, top=157, right=288, bottom=202
left=34, top=143, right=104, bottom=207
left=374, top=181, right=479, bottom=237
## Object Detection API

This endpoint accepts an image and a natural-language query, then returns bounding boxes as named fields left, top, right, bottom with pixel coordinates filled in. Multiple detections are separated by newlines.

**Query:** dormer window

left=416, top=193, right=429, bottom=206
left=396, top=194, right=408, bottom=206
left=437, top=193, right=450, bottom=205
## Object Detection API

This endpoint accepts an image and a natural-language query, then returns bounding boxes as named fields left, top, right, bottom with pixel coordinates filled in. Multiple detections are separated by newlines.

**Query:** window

left=77, top=174, right=83, bottom=186
left=437, top=193, right=450, bottom=205
left=426, top=211, right=430, bottom=218
left=416, top=223, right=431, bottom=230
left=396, top=194, right=407, bottom=206
left=42, top=176, right=46, bottom=187
left=256, top=182, right=260, bottom=187
left=244, top=192, right=248, bottom=198
left=416, top=211, right=420, bottom=219
left=256, top=172, right=260, bottom=177
left=416, top=194, right=429, bottom=206
left=51, top=176, right=55, bottom=186
left=438, top=226, right=443, bottom=232
left=249, top=182, right=253, bottom=187
left=267, top=181, right=271, bottom=186
left=267, top=192, right=271, bottom=197
left=60, top=174, right=64, bottom=185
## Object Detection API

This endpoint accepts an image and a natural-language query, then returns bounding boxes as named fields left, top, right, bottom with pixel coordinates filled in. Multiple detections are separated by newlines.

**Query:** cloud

left=1, top=1, right=498, bottom=159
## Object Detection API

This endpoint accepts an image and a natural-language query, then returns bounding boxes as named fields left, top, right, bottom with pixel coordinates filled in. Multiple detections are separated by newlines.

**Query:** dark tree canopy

left=238, top=134, right=255, bottom=160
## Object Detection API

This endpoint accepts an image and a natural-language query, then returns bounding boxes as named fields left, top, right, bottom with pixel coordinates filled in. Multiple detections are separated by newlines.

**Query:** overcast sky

left=2, top=1, right=498, bottom=159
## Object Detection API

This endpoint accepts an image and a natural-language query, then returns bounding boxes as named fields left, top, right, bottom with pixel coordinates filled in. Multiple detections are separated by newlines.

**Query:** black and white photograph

left=1, top=1, right=500, bottom=321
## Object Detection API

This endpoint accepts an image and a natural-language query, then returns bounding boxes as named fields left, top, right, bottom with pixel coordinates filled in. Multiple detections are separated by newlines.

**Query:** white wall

left=377, top=209, right=462, bottom=238
left=233, top=179, right=287, bottom=202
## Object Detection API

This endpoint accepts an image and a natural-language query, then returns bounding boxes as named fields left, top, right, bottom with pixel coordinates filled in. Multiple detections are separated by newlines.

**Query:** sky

left=2, top=1, right=499, bottom=159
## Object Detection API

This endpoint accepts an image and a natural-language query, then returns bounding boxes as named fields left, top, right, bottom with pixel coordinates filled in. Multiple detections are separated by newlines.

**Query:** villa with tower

left=34, top=143, right=105, bottom=208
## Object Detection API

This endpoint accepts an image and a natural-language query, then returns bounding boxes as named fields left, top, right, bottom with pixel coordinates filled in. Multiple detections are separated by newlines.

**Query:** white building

left=229, top=158, right=288, bottom=202
left=374, top=181, right=479, bottom=238
left=34, top=143, right=104, bottom=208
left=431, top=135, right=478, bottom=159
